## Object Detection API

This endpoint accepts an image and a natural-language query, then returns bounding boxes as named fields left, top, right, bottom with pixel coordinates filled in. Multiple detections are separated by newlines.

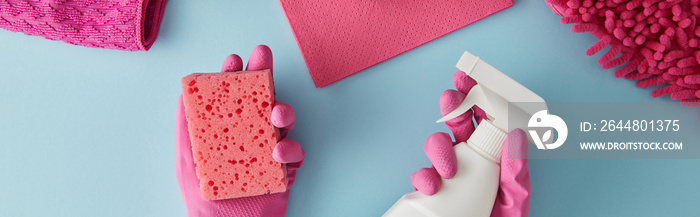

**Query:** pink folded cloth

left=0, top=0, right=167, bottom=51
left=279, top=0, right=513, bottom=88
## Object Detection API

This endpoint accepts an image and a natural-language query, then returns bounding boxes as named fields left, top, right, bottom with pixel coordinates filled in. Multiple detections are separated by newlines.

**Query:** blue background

left=2, top=1, right=699, bottom=216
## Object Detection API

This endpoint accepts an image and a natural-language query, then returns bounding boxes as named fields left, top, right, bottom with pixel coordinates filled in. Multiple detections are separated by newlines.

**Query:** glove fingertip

left=439, top=89, right=466, bottom=116
left=453, top=71, right=477, bottom=94
left=247, top=45, right=273, bottom=72
left=425, top=133, right=458, bottom=179
left=272, top=139, right=304, bottom=164
left=221, top=54, right=243, bottom=72
left=271, top=101, right=295, bottom=129
left=411, top=168, right=441, bottom=196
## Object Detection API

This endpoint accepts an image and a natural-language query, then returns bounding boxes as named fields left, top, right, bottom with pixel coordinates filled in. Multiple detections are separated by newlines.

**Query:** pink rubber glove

left=176, top=45, right=304, bottom=217
left=410, top=71, right=531, bottom=217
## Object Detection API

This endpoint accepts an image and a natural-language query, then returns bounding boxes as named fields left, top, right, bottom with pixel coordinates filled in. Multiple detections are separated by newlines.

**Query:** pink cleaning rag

left=547, top=0, right=700, bottom=107
left=0, top=0, right=167, bottom=51
left=279, top=0, right=513, bottom=88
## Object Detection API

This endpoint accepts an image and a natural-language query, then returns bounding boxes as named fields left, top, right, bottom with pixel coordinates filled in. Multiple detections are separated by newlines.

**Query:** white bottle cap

left=467, top=120, right=507, bottom=163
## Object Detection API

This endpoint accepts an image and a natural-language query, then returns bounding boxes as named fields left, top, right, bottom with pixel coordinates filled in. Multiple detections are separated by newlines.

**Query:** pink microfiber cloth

left=546, top=0, right=700, bottom=107
left=279, top=0, right=514, bottom=88
left=0, top=0, right=167, bottom=51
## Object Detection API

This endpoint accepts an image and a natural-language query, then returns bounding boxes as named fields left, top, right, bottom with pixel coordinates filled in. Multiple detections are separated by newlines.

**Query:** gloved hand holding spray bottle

left=384, top=51, right=548, bottom=217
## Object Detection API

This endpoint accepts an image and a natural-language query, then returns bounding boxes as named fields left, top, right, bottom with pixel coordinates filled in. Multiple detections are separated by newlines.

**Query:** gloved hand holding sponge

left=175, top=45, right=304, bottom=217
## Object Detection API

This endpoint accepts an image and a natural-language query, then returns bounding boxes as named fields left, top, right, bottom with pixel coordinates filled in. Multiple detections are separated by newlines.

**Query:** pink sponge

left=181, top=69, right=286, bottom=200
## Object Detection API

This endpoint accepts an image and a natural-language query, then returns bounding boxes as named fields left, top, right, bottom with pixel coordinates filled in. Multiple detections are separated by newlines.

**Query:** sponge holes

left=186, top=87, right=200, bottom=94
left=219, top=81, right=231, bottom=88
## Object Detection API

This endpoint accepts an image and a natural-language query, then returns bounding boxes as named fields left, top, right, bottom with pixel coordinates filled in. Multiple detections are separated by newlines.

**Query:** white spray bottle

left=383, top=51, right=547, bottom=217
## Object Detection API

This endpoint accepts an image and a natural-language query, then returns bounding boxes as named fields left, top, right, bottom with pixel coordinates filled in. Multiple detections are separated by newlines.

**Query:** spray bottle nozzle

left=437, top=51, right=547, bottom=139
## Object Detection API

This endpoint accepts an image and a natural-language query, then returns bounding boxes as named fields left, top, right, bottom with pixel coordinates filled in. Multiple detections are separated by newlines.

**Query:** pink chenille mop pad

left=547, top=0, right=700, bottom=107
left=0, top=0, right=167, bottom=51
left=279, top=0, right=514, bottom=88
